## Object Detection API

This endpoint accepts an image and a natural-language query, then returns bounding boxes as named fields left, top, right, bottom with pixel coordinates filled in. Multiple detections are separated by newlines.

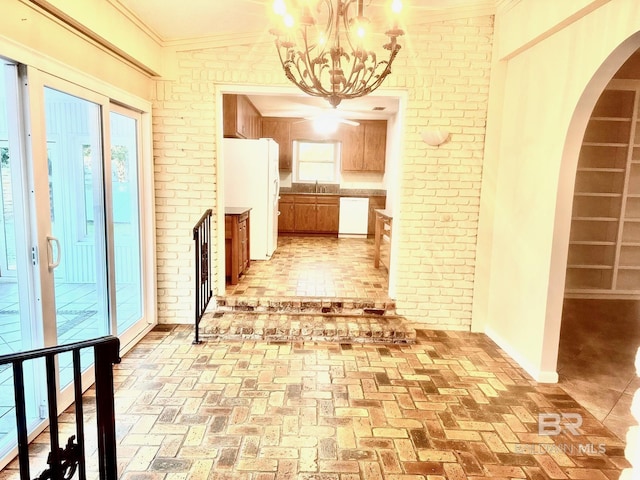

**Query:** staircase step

left=199, top=311, right=415, bottom=344
left=215, top=296, right=396, bottom=316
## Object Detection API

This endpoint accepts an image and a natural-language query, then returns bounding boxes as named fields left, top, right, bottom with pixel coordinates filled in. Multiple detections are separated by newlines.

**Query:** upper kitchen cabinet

left=223, top=94, right=261, bottom=139
left=341, top=120, right=387, bottom=173
left=339, top=124, right=364, bottom=171
left=362, top=120, right=387, bottom=173
left=262, top=117, right=293, bottom=171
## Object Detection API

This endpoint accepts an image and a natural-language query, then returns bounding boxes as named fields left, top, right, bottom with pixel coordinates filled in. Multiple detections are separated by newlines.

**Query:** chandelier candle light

left=270, top=0, right=404, bottom=108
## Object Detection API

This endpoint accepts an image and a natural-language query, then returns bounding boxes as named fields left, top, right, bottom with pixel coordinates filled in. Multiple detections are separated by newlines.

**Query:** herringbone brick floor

left=3, top=325, right=632, bottom=479
left=113, top=326, right=636, bottom=478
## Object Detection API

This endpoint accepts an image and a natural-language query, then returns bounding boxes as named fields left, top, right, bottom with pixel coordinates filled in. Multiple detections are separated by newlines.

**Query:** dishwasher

left=338, top=197, right=370, bottom=237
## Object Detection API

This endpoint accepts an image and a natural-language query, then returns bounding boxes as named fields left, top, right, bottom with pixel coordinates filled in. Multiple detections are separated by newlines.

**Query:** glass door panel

left=43, top=87, right=109, bottom=388
left=0, top=63, right=41, bottom=456
left=110, top=109, right=143, bottom=337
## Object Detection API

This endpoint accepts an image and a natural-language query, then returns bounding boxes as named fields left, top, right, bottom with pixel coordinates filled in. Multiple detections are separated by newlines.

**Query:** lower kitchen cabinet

left=317, top=196, right=340, bottom=233
left=279, top=194, right=339, bottom=234
left=225, top=207, right=251, bottom=284
left=293, top=196, right=317, bottom=233
left=278, top=195, right=294, bottom=232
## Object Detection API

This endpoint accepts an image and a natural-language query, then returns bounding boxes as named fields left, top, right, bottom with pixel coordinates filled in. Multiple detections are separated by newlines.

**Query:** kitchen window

left=293, top=140, right=340, bottom=183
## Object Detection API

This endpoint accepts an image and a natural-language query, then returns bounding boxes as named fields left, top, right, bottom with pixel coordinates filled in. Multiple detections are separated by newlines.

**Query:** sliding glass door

left=0, top=62, right=152, bottom=462
left=110, top=107, right=144, bottom=344
left=0, top=62, right=41, bottom=458
left=42, top=86, right=110, bottom=387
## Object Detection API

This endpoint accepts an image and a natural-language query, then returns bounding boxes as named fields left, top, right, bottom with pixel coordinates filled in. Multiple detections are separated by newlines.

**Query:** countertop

left=279, top=188, right=386, bottom=197
left=225, top=207, right=251, bottom=215
left=374, top=208, right=393, bottom=219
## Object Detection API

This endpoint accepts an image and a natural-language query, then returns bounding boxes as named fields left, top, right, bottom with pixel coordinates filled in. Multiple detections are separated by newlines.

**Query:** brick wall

left=152, top=16, right=494, bottom=328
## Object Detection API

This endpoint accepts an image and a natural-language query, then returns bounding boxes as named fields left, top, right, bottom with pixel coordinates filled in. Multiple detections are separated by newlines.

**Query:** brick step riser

left=200, top=311, right=415, bottom=344
left=201, top=333, right=413, bottom=344
left=215, top=296, right=396, bottom=316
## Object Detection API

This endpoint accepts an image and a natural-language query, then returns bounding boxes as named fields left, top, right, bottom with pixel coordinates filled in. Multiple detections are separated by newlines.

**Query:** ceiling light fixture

left=270, top=0, right=404, bottom=108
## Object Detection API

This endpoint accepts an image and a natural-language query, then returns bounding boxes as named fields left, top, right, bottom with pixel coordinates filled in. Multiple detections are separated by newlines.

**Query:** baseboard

left=338, top=233, right=367, bottom=238
left=485, top=326, right=559, bottom=383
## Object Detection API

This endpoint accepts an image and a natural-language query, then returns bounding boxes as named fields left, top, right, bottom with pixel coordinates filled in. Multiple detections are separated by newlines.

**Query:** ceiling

left=115, top=0, right=494, bottom=119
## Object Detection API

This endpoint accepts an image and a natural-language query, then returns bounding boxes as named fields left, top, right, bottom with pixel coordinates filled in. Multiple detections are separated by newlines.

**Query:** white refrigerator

left=223, top=137, right=280, bottom=260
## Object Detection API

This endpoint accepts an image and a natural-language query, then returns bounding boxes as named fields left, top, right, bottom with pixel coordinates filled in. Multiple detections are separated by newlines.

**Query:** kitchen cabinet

left=317, top=196, right=340, bottom=233
left=374, top=209, right=392, bottom=271
left=223, top=94, right=261, bottom=139
left=294, top=196, right=317, bottom=232
left=278, top=195, right=294, bottom=232
left=566, top=80, right=640, bottom=296
left=362, top=120, right=387, bottom=173
left=340, top=125, right=364, bottom=171
left=278, top=194, right=339, bottom=234
left=225, top=208, right=251, bottom=284
left=341, top=120, right=387, bottom=173
left=368, top=196, right=387, bottom=236
left=339, top=120, right=387, bottom=173
left=262, top=117, right=293, bottom=171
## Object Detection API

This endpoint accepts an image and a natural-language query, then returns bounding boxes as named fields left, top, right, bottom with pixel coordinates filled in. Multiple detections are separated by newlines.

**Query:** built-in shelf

left=591, top=117, right=632, bottom=121
left=582, top=142, right=630, bottom=147
left=571, top=216, right=618, bottom=221
left=566, top=82, right=640, bottom=296
left=569, top=240, right=616, bottom=246
left=574, top=192, right=622, bottom=197
left=576, top=167, right=626, bottom=172
left=567, top=264, right=613, bottom=269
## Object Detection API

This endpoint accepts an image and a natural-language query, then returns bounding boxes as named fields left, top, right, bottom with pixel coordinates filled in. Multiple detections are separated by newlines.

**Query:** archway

left=549, top=36, right=640, bottom=441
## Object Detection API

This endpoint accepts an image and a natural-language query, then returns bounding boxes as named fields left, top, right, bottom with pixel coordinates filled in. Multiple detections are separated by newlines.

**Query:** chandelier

left=270, top=0, right=404, bottom=108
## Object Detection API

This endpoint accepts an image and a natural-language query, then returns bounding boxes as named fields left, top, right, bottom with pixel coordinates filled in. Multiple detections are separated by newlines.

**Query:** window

left=293, top=140, right=340, bottom=183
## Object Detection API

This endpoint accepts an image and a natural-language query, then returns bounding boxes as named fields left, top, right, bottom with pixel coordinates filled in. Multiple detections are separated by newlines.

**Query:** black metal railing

left=193, top=209, right=213, bottom=344
left=0, top=336, right=121, bottom=480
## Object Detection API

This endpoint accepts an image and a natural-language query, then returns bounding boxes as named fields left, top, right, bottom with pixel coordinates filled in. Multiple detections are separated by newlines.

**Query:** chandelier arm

left=305, top=27, right=330, bottom=95
left=296, top=0, right=336, bottom=98
left=339, top=51, right=365, bottom=96
left=340, top=46, right=378, bottom=97
left=287, top=48, right=332, bottom=99
left=346, top=48, right=400, bottom=99
left=340, top=0, right=361, bottom=59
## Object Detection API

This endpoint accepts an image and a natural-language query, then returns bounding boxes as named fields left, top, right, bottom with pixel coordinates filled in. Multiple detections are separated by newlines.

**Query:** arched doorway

left=554, top=39, right=640, bottom=440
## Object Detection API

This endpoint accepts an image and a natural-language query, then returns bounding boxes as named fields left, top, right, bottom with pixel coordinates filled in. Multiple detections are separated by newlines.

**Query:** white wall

left=475, top=0, right=640, bottom=382
left=0, top=0, right=155, bottom=99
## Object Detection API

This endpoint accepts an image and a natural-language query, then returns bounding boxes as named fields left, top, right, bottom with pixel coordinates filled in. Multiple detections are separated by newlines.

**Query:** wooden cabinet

left=262, top=117, right=293, bottom=171
left=223, top=94, right=261, bottom=139
left=340, top=120, right=387, bottom=173
left=362, top=120, right=387, bottom=173
left=278, top=194, right=339, bottom=234
left=368, top=196, right=387, bottom=236
left=566, top=81, right=640, bottom=296
left=340, top=125, right=364, bottom=171
left=374, top=209, right=392, bottom=271
left=278, top=195, right=294, bottom=232
left=293, top=195, right=317, bottom=232
left=225, top=208, right=251, bottom=285
left=317, top=196, right=340, bottom=233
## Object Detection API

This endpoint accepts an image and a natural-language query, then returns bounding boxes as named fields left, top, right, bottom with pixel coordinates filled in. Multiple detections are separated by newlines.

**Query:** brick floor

left=5, top=325, right=631, bottom=479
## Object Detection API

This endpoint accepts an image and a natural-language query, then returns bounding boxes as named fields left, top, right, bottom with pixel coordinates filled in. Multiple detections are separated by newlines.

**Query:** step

left=199, top=311, right=416, bottom=344
left=215, top=296, right=396, bottom=316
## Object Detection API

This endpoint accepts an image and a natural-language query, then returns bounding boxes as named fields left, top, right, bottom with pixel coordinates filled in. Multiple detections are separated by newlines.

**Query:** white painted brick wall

left=152, top=16, right=494, bottom=328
